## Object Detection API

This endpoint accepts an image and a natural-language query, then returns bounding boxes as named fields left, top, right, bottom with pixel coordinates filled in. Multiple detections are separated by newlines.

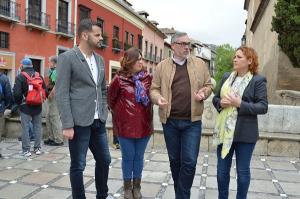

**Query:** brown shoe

left=133, top=178, right=142, bottom=199
left=123, top=180, right=134, bottom=199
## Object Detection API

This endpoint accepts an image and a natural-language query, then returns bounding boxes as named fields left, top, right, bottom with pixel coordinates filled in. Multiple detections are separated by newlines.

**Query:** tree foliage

left=214, top=44, right=235, bottom=87
left=272, top=0, right=300, bottom=68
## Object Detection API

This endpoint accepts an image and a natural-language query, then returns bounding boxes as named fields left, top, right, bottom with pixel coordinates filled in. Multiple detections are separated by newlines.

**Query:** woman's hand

left=220, top=98, right=231, bottom=108
left=224, top=92, right=242, bottom=108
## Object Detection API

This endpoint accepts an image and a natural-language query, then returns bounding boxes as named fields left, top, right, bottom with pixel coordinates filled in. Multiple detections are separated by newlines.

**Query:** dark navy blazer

left=212, top=72, right=268, bottom=143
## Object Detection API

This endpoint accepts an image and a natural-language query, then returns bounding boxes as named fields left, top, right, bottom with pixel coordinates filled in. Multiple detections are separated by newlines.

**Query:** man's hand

left=194, top=87, right=207, bottom=101
left=63, top=128, right=74, bottom=140
left=157, top=96, right=168, bottom=108
left=48, top=86, right=55, bottom=100
left=48, top=91, right=54, bottom=100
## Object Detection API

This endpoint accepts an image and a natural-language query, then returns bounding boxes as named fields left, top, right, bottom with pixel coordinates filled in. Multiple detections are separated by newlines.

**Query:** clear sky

left=128, top=0, right=247, bottom=47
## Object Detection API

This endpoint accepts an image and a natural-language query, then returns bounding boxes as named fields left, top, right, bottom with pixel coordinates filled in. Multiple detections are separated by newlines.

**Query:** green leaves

left=272, top=0, right=300, bottom=68
left=214, top=44, right=235, bottom=87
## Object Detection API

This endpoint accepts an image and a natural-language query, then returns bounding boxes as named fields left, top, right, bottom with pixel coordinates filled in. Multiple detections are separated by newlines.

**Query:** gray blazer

left=212, top=72, right=268, bottom=143
left=56, top=46, right=108, bottom=129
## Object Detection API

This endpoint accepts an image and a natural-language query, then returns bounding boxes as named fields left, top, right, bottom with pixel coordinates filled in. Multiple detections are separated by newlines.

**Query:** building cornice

left=92, top=0, right=145, bottom=29
left=114, top=0, right=166, bottom=39
left=146, top=21, right=166, bottom=39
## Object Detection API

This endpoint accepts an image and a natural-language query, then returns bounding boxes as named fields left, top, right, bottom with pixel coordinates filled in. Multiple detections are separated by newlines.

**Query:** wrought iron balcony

left=155, top=56, right=160, bottom=63
left=25, top=8, right=50, bottom=31
left=143, top=52, right=151, bottom=61
left=149, top=53, right=155, bottom=62
left=99, top=34, right=108, bottom=49
left=56, top=19, right=74, bottom=38
left=0, top=0, right=20, bottom=22
left=112, top=38, right=122, bottom=53
left=124, top=42, right=132, bottom=51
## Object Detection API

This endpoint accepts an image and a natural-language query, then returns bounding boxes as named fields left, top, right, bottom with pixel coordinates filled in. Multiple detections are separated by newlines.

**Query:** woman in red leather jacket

left=108, top=47, right=153, bottom=199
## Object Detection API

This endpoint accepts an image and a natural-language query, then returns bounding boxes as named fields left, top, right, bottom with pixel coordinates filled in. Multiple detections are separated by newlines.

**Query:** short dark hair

left=77, top=18, right=99, bottom=37
left=49, top=55, right=57, bottom=64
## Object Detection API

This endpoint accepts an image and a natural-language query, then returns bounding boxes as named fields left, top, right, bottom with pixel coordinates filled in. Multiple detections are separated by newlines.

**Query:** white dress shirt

left=82, top=52, right=99, bottom=119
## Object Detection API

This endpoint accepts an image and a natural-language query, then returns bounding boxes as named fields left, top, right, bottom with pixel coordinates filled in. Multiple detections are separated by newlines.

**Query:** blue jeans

left=69, top=119, right=111, bottom=199
left=217, top=142, right=256, bottom=199
left=20, top=112, right=42, bottom=152
left=162, top=118, right=202, bottom=199
left=28, top=122, right=34, bottom=140
left=118, top=136, right=150, bottom=180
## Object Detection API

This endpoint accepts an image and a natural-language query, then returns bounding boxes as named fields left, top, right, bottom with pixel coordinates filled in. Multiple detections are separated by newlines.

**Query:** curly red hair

left=236, top=46, right=259, bottom=74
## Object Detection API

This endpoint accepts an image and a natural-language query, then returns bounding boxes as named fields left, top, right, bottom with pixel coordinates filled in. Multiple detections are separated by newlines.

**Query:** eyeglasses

left=174, top=42, right=191, bottom=47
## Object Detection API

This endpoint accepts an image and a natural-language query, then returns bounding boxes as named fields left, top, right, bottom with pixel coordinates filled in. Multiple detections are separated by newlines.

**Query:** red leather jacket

left=108, top=72, right=153, bottom=138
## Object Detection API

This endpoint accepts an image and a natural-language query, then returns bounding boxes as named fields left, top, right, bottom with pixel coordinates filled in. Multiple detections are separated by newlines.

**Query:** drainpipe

left=73, top=0, right=78, bottom=47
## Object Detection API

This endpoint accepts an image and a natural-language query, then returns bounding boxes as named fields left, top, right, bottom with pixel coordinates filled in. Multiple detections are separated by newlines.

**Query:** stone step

left=4, top=117, right=300, bottom=158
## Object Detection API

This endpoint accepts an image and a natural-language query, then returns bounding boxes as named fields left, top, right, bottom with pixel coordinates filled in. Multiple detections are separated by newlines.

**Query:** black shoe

left=48, top=141, right=64, bottom=146
left=18, top=137, right=21, bottom=141
left=113, top=143, right=120, bottom=149
left=44, top=139, right=54, bottom=145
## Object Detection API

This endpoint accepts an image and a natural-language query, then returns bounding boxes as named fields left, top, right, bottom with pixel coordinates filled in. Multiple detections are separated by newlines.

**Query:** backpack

left=21, top=72, right=46, bottom=105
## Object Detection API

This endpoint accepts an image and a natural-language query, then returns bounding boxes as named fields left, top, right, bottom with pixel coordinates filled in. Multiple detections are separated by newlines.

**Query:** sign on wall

left=0, top=54, right=14, bottom=70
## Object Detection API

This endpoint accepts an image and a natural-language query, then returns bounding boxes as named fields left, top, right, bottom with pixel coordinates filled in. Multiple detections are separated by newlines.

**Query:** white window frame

left=109, top=60, right=120, bottom=83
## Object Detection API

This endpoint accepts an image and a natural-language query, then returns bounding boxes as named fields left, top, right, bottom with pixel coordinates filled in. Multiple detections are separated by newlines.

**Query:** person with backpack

left=13, top=58, right=47, bottom=157
left=0, top=69, right=13, bottom=158
left=15, top=65, right=35, bottom=142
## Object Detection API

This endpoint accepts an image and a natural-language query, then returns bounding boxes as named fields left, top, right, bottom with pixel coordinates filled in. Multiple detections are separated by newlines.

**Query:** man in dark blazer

left=56, top=19, right=111, bottom=199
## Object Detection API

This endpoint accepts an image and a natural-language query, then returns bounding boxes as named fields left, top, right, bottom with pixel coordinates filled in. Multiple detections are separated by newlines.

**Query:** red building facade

left=0, top=0, right=146, bottom=83
left=77, top=0, right=143, bottom=82
left=0, top=0, right=75, bottom=83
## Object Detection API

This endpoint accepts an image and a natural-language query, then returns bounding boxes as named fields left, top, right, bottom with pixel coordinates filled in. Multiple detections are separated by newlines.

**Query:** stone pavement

left=0, top=139, right=300, bottom=199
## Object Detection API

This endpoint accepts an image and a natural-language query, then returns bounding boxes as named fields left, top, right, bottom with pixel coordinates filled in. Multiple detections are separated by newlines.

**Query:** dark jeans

left=217, top=142, right=256, bottom=199
left=162, top=118, right=202, bottom=199
left=20, top=112, right=42, bottom=152
left=118, top=136, right=150, bottom=180
left=69, top=119, right=111, bottom=199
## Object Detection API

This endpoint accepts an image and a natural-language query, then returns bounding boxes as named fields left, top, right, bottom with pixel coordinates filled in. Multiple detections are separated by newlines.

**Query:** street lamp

left=241, top=35, right=246, bottom=46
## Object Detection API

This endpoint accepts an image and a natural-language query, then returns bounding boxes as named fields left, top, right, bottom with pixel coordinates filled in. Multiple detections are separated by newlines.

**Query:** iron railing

left=56, top=19, right=74, bottom=37
left=25, top=8, right=50, bottom=30
left=0, top=0, right=20, bottom=21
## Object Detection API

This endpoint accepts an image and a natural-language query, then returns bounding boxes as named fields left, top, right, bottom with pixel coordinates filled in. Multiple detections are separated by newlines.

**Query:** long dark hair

left=119, top=47, right=144, bottom=76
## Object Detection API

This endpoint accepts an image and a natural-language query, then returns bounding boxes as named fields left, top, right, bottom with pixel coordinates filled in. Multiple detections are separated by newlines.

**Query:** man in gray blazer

left=56, top=19, right=111, bottom=199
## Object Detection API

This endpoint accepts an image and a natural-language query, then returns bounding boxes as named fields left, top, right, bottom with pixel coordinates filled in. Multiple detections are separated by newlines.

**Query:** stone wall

left=245, top=0, right=300, bottom=105
left=107, top=97, right=300, bottom=157
left=4, top=97, right=300, bottom=157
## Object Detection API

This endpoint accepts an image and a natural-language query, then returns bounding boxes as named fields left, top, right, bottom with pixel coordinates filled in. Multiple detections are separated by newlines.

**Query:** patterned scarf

left=213, top=71, right=253, bottom=158
left=132, top=71, right=149, bottom=106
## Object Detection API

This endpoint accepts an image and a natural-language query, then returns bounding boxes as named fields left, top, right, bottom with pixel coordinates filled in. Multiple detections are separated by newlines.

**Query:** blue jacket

left=0, top=72, right=13, bottom=113
left=212, top=72, right=268, bottom=143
